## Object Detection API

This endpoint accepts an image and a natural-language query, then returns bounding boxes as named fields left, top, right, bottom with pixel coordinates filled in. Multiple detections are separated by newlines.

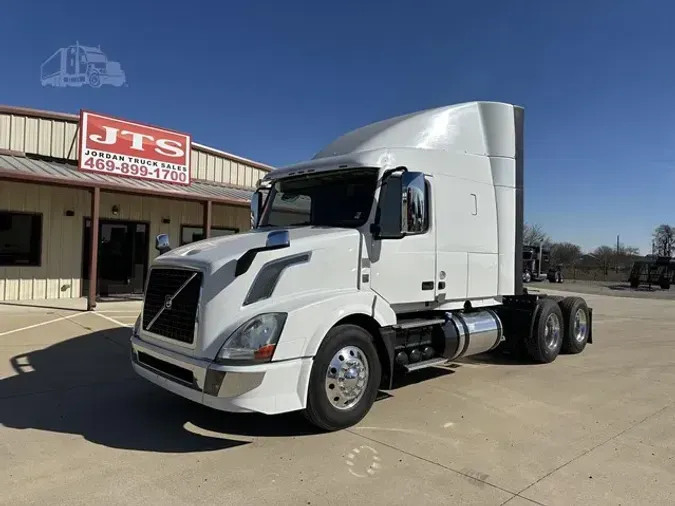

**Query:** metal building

left=0, top=105, right=270, bottom=309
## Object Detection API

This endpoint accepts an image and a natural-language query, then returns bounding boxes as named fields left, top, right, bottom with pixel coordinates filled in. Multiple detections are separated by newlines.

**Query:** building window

left=180, top=225, right=239, bottom=246
left=0, top=211, right=43, bottom=267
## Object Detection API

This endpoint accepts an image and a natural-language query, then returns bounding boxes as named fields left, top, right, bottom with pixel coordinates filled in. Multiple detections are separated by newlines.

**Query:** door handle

left=421, top=281, right=434, bottom=291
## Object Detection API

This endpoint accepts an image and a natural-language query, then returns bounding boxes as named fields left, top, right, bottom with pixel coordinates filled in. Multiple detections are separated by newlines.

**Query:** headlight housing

left=133, top=315, right=141, bottom=337
left=216, top=313, right=287, bottom=364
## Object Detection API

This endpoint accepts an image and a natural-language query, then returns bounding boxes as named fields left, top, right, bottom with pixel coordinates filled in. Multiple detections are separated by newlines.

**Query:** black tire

left=303, top=324, right=382, bottom=431
left=524, top=298, right=564, bottom=364
left=558, top=296, right=590, bottom=354
left=660, top=279, right=671, bottom=290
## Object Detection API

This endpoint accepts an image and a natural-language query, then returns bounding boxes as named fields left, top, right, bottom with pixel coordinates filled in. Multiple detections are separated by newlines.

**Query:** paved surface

left=527, top=279, right=675, bottom=300
left=1, top=290, right=674, bottom=505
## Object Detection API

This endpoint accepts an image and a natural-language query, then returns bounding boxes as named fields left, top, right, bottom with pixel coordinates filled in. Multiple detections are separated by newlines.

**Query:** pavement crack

left=515, top=403, right=673, bottom=498
left=499, top=495, right=548, bottom=506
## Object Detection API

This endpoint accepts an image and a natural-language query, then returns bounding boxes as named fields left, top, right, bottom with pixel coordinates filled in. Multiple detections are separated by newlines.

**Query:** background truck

left=628, top=256, right=674, bottom=289
left=40, top=42, right=126, bottom=88
left=523, top=243, right=564, bottom=283
left=130, top=101, right=594, bottom=432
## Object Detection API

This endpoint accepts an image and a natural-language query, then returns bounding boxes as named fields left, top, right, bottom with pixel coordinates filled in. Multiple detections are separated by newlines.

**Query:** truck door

left=367, top=172, right=437, bottom=306
left=65, top=46, right=78, bottom=78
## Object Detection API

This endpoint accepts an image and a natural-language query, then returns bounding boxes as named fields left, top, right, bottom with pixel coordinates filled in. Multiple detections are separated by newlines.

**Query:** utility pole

left=615, top=234, right=620, bottom=273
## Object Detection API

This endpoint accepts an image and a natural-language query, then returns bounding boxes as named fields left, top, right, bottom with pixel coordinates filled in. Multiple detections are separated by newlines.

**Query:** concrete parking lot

left=1, top=290, right=674, bottom=506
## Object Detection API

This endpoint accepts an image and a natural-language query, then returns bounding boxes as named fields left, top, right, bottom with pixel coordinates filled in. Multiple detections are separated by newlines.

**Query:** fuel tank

left=440, top=309, right=503, bottom=360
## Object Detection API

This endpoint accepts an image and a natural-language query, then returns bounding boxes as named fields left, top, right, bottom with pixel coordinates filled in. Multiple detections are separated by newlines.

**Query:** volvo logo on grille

left=145, top=271, right=198, bottom=332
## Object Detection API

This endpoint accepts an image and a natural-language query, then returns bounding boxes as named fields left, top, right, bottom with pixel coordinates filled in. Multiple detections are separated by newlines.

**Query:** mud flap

left=588, top=307, right=594, bottom=344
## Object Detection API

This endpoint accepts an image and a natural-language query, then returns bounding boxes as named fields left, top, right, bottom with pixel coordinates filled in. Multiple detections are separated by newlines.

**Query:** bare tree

left=614, top=243, right=640, bottom=272
left=592, top=245, right=615, bottom=275
left=523, top=222, right=550, bottom=246
left=653, top=224, right=674, bottom=257
left=550, top=242, right=582, bottom=266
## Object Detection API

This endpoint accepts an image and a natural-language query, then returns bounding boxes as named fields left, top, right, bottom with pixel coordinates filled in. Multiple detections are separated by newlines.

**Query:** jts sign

left=78, top=110, right=192, bottom=185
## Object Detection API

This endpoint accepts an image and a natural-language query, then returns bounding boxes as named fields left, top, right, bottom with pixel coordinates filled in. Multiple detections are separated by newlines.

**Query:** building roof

left=0, top=152, right=254, bottom=207
left=0, top=104, right=275, bottom=173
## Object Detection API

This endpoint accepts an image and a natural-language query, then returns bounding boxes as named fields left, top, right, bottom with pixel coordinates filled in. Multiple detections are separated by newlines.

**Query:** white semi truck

left=130, top=101, right=594, bottom=431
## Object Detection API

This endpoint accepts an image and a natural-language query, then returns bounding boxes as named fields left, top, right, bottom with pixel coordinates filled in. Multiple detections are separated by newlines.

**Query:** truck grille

left=142, top=267, right=203, bottom=345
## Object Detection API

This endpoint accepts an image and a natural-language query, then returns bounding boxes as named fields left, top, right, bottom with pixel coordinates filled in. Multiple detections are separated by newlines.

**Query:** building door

left=82, top=219, right=150, bottom=297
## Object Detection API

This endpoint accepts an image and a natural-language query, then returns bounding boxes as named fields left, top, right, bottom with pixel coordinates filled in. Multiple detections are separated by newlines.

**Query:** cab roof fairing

left=260, top=101, right=521, bottom=185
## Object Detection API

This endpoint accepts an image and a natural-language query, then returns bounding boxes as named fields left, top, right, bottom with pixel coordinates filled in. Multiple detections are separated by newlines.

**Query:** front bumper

left=130, top=335, right=312, bottom=415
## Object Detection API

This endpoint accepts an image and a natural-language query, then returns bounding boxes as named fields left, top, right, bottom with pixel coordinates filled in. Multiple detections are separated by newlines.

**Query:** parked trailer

left=522, top=244, right=563, bottom=284
left=628, top=256, right=674, bottom=290
left=130, top=102, right=594, bottom=431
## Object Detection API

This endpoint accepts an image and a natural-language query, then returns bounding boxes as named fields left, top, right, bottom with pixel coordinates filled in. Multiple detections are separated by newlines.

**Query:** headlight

left=216, top=313, right=287, bottom=364
left=133, top=315, right=141, bottom=337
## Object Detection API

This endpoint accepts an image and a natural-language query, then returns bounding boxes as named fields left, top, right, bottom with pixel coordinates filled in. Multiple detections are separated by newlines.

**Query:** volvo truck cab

left=130, top=102, right=593, bottom=431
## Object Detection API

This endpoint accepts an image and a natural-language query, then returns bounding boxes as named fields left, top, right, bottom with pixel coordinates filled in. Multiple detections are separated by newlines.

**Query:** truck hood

left=153, top=226, right=359, bottom=274
left=148, top=226, right=363, bottom=357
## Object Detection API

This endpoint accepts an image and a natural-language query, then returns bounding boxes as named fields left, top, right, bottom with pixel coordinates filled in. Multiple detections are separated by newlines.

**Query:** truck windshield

left=259, top=168, right=378, bottom=228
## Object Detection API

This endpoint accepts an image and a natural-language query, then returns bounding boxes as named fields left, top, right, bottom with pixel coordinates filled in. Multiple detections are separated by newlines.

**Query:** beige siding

left=0, top=181, right=251, bottom=302
left=0, top=181, right=87, bottom=300
left=189, top=149, right=262, bottom=188
left=0, top=113, right=80, bottom=160
left=1, top=111, right=272, bottom=189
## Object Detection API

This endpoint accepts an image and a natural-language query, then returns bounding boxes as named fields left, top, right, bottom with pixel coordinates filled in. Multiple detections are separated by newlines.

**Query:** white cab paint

left=131, top=101, right=522, bottom=416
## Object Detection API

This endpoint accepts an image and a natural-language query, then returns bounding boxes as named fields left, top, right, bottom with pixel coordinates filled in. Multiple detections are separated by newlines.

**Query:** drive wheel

left=559, top=297, right=590, bottom=354
left=304, top=324, right=381, bottom=431
left=524, top=298, right=564, bottom=363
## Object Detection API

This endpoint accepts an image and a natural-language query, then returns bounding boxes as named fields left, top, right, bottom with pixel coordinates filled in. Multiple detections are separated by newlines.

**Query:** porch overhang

left=0, top=151, right=254, bottom=207
left=0, top=150, right=255, bottom=311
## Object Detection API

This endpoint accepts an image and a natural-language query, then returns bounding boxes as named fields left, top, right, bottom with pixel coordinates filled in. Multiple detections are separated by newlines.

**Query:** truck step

left=393, top=318, right=446, bottom=330
left=403, top=357, right=450, bottom=372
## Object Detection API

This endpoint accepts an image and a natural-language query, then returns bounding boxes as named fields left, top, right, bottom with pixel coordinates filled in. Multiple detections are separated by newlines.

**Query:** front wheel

left=303, top=324, right=382, bottom=431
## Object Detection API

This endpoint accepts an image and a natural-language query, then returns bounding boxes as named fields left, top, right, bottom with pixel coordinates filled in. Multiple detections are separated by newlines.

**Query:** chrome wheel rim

left=573, top=308, right=588, bottom=342
left=544, top=313, right=561, bottom=349
left=325, top=346, right=369, bottom=411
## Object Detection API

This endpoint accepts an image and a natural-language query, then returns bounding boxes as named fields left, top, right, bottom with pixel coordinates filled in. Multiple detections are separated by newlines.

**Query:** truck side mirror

left=155, top=234, right=171, bottom=255
left=400, top=171, right=427, bottom=234
left=250, top=191, right=262, bottom=229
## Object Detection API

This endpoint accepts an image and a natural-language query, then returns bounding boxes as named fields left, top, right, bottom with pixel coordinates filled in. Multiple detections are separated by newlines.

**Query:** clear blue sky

left=2, top=0, right=673, bottom=254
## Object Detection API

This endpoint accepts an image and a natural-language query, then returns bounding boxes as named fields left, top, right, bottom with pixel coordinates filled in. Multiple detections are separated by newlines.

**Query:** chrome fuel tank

left=441, top=309, right=503, bottom=360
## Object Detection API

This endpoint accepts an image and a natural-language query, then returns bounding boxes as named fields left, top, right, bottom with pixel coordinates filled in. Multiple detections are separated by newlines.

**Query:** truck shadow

left=0, top=326, right=528, bottom=452
left=457, top=351, right=536, bottom=366
left=0, top=327, right=325, bottom=454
